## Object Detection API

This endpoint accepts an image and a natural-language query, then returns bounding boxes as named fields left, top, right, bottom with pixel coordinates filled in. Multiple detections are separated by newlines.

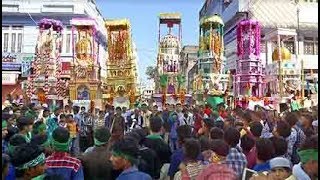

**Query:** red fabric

left=196, top=163, right=237, bottom=180
left=204, top=108, right=212, bottom=116
left=219, top=111, right=228, bottom=119
left=46, top=152, right=81, bottom=172
left=193, top=113, right=203, bottom=134
left=244, top=146, right=257, bottom=169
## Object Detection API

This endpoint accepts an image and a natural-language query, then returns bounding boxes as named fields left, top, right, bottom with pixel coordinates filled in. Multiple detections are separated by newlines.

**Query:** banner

left=160, top=74, right=168, bottom=87
left=2, top=73, right=18, bottom=85
left=206, top=96, right=224, bottom=110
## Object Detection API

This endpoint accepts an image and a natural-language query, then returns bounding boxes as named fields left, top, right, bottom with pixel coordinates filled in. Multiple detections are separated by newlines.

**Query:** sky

left=96, top=0, right=205, bottom=82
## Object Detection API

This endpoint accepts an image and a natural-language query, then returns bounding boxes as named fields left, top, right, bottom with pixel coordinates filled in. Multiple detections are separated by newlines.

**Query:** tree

left=145, top=66, right=158, bottom=80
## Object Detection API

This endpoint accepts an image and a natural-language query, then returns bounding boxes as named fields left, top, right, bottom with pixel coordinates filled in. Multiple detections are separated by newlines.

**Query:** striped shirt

left=173, top=161, right=206, bottom=180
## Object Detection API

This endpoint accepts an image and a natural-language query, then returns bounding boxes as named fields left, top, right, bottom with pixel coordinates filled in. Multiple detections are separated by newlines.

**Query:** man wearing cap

left=268, top=157, right=296, bottom=180
left=11, top=143, right=47, bottom=180
left=16, top=116, right=34, bottom=142
left=110, top=138, right=152, bottom=180
left=292, top=135, right=318, bottom=180
left=79, top=127, right=114, bottom=179
left=46, top=127, right=84, bottom=180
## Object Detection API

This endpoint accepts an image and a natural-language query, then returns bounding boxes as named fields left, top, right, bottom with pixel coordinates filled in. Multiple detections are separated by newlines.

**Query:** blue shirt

left=117, top=167, right=152, bottom=180
left=5, top=164, right=15, bottom=180
left=253, top=161, right=270, bottom=172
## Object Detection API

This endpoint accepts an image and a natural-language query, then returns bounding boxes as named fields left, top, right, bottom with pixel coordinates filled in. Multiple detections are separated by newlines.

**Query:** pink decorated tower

left=234, top=19, right=264, bottom=97
left=27, top=18, right=66, bottom=104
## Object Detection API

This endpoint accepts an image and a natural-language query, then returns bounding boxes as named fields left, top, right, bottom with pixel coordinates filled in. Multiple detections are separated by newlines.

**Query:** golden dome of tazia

left=272, top=47, right=292, bottom=61
left=160, top=34, right=180, bottom=49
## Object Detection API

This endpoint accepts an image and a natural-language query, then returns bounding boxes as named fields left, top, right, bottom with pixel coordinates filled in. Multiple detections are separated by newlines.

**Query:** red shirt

left=204, top=108, right=212, bottom=116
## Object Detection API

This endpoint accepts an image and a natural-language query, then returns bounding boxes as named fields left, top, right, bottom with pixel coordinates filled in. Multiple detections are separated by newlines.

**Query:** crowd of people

left=1, top=96, right=318, bottom=180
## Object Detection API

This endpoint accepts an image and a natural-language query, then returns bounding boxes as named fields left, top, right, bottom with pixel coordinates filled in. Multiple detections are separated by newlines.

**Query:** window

left=314, top=41, right=318, bottom=55
left=3, top=33, right=9, bottom=52
left=66, top=34, right=71, bottom=53
left=11, top=33, right=16, bottom=52
left=17, top=33, right=22, bottom=53
left=284, top=41, right=295, bottom=54
left=304, top=37, right=314, bottom=55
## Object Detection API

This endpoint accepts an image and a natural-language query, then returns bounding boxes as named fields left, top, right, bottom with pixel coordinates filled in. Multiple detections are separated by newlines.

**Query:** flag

left=176, top=74, right=186, bottom=86
left=206, top=96, right=224, bottom=110
left=160, top=74, right=168, bottom=87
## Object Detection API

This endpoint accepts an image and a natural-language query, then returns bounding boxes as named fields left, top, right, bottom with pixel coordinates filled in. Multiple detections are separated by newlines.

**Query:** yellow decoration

left=200, top=15, right=224, bottom=27
left=272, top=47, right=292, bottom=61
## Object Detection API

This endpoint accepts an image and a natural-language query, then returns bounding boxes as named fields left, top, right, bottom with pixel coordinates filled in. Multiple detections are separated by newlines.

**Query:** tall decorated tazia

left=27, top=18, right=64, bottom=104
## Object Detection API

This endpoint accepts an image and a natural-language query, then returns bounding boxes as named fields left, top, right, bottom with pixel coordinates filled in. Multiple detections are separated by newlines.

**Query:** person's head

left=176, top=125, right=192, bottom=146
left=59, top=114, right=66, bottom=122
left=122, top=107, right=127, bottom=113
left=31, top=134, right=52, bottom=156
left=32, top=121, right=47, bottom=136
left=51, top=127, right=70, bottom=152
left=255, top=138, right=275, bottom=162
left=269, top=136, right=288, bottom=157
left=141, top=103, right=148, bottom=112
left=224, top=127, right=240, bottom=147
left=66, top=114, right=74, bottom=122
left=94, top=127, right=111, bottom=147
left=73, top=106, right=80, bottom=114
left=241, top=111, right=253, bottom=126
left=16, top=116, right=34, bottom=133
left=202, top=118, right=215, bottom=134
left=284, top=112, right=299, bottom=128
left=115, top=107, right=122, bottom=115
left=110, top=138, right=139, bottom=170
left=183, top=138, right=201, bottom=162
left=209, top=127, right=224, bottom=140
left=149, top=116, right=163, bottom=133
left=11, top=143, right=46, bottom=179
left=274, top=120, right=291, bottom=138
left=54, top=107, right=62, bottom=116
left=176, top=103, right=182, bottom=112
left=240, top=134, right=255, bottom=154
left=300, top=113, right=314, bottom=128
left=42, top=108, right=50, bottom=118
left=80, top=106, right=86, bottom=113
left=249, top=121, right=263, bottom=138
left=8, top=134, right=27, bottom=156
left=211, top=139, right=230, bottom=163
left=217, top=103, right=225, bottom=112
left=2, top=120, right=8, bottom=139
left=2, top=154, right=10, bottom=178
left=269, top=157, right=292, bottom=180
left=64, top=105, right=70, bottom=111
left=298, top=135, right=318, bottom=177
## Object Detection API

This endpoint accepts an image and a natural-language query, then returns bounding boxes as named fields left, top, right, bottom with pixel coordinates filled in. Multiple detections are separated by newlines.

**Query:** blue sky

left=96, top=0, right=204, bottom=82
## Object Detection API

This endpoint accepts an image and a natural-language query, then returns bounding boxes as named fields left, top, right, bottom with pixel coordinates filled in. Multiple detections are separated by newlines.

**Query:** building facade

left=180, top=45, right=198, bottom=93
left=202, top=0, right=318, bottom=75
left=2, top=0, right=107, bottom=102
